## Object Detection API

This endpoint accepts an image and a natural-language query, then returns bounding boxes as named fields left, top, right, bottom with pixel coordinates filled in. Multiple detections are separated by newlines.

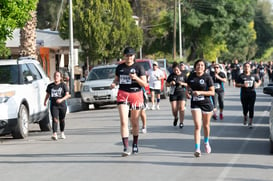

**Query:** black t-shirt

left=210, top=71, right=226, bottom=93
left=236, top=73, right=259, bottom=94
left=167, top=72, right=187, bottom=93
left=187, top=72, right=214, bottom=105
left=231, top=63, right=240, bottom=75
left=115, top=62, right=146, bottom=92
left=46, top=82, right=69, bottom=107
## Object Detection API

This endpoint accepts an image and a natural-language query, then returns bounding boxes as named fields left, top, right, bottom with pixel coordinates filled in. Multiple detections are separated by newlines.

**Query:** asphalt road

left=0, top=85, right=273, bottom=181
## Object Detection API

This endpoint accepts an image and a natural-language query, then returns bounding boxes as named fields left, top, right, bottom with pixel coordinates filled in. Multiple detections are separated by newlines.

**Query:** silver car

left=263, top=83, right=273, bottom=153
left=81, top=64, right=118, bottom=109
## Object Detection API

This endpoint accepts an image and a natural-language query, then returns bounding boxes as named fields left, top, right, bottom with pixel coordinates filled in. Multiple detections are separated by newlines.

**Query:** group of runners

left=43, top=46, right=267, bottom=158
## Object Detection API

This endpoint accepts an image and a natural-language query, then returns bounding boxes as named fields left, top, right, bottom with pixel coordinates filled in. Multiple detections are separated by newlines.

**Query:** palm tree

left=19, top=11, right=37, bottom=58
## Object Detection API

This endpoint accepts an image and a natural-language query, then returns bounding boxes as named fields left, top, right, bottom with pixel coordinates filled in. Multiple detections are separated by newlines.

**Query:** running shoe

left=156, top=105, right=160, bottom=110
left=194, top=149, right=201, bottom=157
left=219, top=113, right=223, bottom=120
left=122, top=147, right=131, bottom=157
left=51, top=133, right=58, bottom=141
left=151, top=105, right=156, bottom=110
left=204, top=143, right=211, bottom=154
left=248, top=123, right=253, bottom=129
left=212, top=114, right=217, bottom=120
left=173, top=117, right=178, bottom=126
left=132, top=144, right=138, bottom=154
left=179, top=123, right=184, bottom=129
left=60, top=132, right=66, bottom=139
left=142, top=127, right=147, bottom=134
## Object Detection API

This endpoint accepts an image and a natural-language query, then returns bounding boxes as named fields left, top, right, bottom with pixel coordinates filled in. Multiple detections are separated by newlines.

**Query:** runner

left=235, top=62, right=261, bottom=128
left=186, top=59, right=215, bottom=157
left=44, top=71, right=70, bottom=140
left=166, top=62, right=188, bottom=128
left=110, top=47, right=147, bottom=157
left=147, top=61, right=164, bottom=110
left=210, top=63, right=227, bottom=120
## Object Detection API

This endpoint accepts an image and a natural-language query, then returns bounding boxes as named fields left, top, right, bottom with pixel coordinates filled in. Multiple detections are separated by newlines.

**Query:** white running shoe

left=142, top=127, right=147, bottom=134
left=156, top=105, right=160, bottom=110
left=194, top=149, right=201, bottom=157
left=51, top=133, right=58, bottom=140
left=151, top=105, right=155, bottom=110
left=60, top=132, right=66, bottom=139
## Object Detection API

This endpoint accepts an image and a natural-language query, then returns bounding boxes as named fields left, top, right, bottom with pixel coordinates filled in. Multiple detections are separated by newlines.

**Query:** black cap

left=123, top=47, right=135, bottom=55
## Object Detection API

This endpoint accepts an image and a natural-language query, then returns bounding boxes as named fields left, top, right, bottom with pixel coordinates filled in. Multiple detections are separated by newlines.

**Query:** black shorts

left=150, top=88, right=161, bottom=94
left=191, top=103, right=213, bottom=113
left=169, top=91, right=186, bottom=102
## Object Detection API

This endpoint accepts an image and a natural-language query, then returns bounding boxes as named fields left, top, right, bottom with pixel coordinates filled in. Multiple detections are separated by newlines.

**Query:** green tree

left=0, top=0, right=38, bottom=56
left=59, top=0, right=142, bottom=65
left=181, top=0, right=256, bottom=62
left=254, top=0, right=273, bottom=59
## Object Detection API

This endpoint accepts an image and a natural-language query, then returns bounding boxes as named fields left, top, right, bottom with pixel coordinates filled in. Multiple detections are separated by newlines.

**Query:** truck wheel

left=12, top=104, right=29, bottom=139
left=82, top=100, right=89, bottom=110
left=39, top=109, right=52, bottom=131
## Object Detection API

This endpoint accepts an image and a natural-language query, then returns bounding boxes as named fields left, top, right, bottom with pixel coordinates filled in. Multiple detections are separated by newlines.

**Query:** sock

left=195, top=143, right=200, bottom=150
left=133, top=135, right=138, bottom=145
left=204, top=137, right=209, bottom=144
left=122, top=137, right=129, bottom=148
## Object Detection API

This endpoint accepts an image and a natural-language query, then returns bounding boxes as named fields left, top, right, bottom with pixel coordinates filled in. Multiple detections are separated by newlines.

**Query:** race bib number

left=192, top=95, right=205, bottom=101
left=214, top=83, right=220, bottom=89
left=244, top=80, right=253, bottom=87
left=120, top=75, right=132, bottom=84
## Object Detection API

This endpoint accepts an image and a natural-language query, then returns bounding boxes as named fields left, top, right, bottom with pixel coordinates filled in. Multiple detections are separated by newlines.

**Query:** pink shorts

left=117, top=90, right=144, bottom=109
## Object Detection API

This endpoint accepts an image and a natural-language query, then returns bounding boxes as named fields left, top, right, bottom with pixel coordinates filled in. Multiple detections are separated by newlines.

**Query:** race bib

left=244, top=80, right=253, bottom=87
left=192, top=95, right=205, bottom=101
left=214, top=83, right=220, bottom=89
left=120, top=75, right=132, bottom=84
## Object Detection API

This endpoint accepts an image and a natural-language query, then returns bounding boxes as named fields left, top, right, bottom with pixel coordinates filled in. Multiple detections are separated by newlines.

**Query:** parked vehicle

left=0, top=57, right=51, bottom=138
left=263, top=83, right=273, bottom=153
left=81, top=64, right=118, bottom=109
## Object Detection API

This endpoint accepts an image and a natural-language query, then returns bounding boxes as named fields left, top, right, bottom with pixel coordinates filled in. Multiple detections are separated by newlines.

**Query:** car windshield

left=137, top=62, right=150, bottom=71
left=0, top=65, right=19, bottom=84
left=87, top=67, right=116, bottom=80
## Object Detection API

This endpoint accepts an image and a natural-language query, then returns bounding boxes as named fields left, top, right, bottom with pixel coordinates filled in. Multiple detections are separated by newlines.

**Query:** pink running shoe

left=204, top=143, right=211, bottom=154
left=219, top=113, right=223, bottom=120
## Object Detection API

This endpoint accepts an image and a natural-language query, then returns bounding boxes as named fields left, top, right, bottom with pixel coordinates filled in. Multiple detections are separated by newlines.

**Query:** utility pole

left=173, top=0, right=177, bottom=60
left=178, top=0, right=183, bottom=60
left=69, top=0, right=74, bottom=97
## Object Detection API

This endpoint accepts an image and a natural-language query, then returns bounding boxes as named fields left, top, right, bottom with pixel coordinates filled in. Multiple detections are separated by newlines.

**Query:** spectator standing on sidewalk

left=166, top=62, right=188, bottom=128
left=110, top=47, right=147, bottom=157
left=210, top=63, right=226, bottom=120
left=44, top=71, right=70, bottom=140
left=186, top=59, right=215, bottom=157
left=235, top=62, right=261, bottom=128
left=147, top=61, right=164, bottom=110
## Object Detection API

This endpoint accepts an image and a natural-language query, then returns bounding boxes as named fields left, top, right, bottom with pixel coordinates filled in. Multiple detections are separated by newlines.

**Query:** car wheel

left=270, top=138, right=273, bottom=154
left=81, top=100, right=89, bottom=110
left=39, top=109, right=52, bottom=131
left=12, top=104, right=29, bottom=139
left=94, top=104, right=100, bottom=109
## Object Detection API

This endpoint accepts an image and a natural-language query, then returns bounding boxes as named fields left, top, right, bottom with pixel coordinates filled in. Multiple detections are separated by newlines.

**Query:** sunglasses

left=125, top=54, right=134, bottom=57
left=214, top=67, right=219, bottom=69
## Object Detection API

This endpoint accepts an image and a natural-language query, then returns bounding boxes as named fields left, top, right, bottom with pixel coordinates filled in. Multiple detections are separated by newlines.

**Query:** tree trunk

left=20, top=11, right=37, bottom=59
